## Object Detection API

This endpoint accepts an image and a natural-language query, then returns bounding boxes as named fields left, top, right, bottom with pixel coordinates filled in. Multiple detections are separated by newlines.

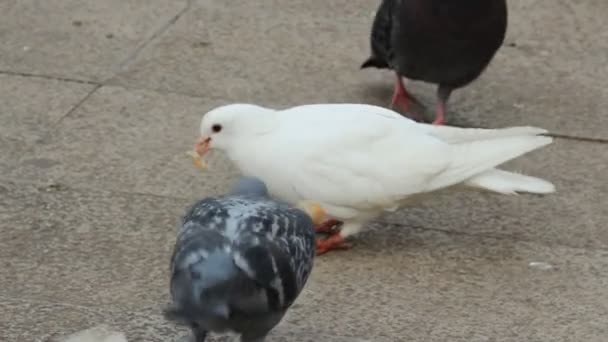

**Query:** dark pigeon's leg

left=390, top=74, right=425, bottom=121
left=190, top=324, right=208, bottom=342
left=316, top=232, right=353, bottom=255
left=314, top=219, right=342, bottom=234
left=433, top=85, right=453, bottom=125
left=240, top=331, right=269, bottom=342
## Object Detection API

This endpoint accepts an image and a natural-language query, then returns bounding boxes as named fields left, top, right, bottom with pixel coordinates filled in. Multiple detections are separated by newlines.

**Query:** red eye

left=211, top=124, right=222, bottom=133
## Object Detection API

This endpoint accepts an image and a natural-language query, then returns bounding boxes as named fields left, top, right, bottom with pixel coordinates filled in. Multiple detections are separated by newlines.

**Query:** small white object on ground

left=60, top=325, right=127, bottom=342
left=528, top=261, right=554, bottom=270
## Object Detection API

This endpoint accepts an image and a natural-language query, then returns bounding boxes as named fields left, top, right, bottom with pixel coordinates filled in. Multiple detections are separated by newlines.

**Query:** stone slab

left=382, top=138, right=608, bottom=250
left=0, top=0, right=187, bottom=82
left=109, top=0, right=384, bottom=106
left=0, top=74, right=95, bottom=177
left=0, top=180, right=606, bottom=341
left=5, top=86, right=239, bottom=199
left=5, top=85, right=606, bottom=252
left=0, top=299, right=392, bottom=342
left=111, top=0, right=608, bottom=139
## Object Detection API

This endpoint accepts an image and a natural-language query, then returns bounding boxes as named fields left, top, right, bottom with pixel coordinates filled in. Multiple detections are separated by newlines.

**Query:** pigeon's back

left=367, top=0, right=507, bottom=88
left=176, top=195, right=316, bottom=286
left=165, top=194, right=316, bottom=341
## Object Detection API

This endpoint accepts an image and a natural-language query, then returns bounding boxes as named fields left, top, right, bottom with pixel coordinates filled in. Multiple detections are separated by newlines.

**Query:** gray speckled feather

left=163, top=177, right=316, bottom=342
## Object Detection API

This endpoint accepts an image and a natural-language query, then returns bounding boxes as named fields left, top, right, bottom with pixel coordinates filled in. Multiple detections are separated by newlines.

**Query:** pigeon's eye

left=211, top=124, right=223, bottom=133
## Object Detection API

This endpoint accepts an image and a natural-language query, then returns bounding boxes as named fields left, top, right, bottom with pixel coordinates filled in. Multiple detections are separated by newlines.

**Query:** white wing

left=271, top=104, right=452, bottom=211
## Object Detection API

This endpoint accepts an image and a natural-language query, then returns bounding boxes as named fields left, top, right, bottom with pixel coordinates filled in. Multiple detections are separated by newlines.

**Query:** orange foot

left=314, top=219, right=342, bottom=234
left=316, top=233, right=352, bottom=256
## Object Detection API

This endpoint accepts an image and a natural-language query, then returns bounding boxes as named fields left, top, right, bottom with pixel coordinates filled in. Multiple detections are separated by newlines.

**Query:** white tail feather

left=419, top=124, right=548, bottom=143
left=428, top=135, right=553, bottom=191
left=465, top=169, right=556, bottom=194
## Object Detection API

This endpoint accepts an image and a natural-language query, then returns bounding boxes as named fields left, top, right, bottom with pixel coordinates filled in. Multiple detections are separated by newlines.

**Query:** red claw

left=316, top=233, right=353, bottom=255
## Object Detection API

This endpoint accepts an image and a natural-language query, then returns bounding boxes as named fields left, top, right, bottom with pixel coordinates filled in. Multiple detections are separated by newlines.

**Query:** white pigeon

left=193, top=103, right=555, bottom=254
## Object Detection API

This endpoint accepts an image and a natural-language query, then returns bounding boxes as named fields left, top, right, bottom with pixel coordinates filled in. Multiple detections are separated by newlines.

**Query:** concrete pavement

left=1, top=0, right=607, bottom=341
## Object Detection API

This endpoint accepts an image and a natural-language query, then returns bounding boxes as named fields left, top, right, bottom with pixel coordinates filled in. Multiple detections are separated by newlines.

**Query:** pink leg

left=390, top=74, right=425, bottom=122
left=390, top=76, right=409, bottom=112
left=433, top=86, right=452, bottom=125
left=432, top=101, right=446, bottom=125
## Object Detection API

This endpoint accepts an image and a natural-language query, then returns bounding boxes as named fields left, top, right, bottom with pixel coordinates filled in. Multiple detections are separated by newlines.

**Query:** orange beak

left=187, top=137, right=211, bottom=170
left=195, top=137, right=211, bottom=157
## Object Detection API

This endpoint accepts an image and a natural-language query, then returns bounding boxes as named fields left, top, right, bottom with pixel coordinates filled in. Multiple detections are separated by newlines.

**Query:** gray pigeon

left=163, top=176, right=324, bottom=342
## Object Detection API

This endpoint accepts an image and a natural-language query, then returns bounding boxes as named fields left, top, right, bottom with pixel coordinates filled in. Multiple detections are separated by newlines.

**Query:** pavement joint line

left=0, top=294, right=176, bottom=317
left=0, top=176, right=193, bottom=202
left=110, top=1, right=193, bottom=79
left=1, top=176, right=606, bottom=253
left=55, top=84, right=103, bottom=124
left=76, top=84, right=608, bottom=144
left=0, top=71, right=606, bottom=145
left=0, top=70, right=99, bottom=86
left=546, top=133, right=608, bottom=144
left=0, top=295, right=108, bottom=316
left=439, top=122, right=608, bottom=144
left=0, top=295, right=379, bottom=342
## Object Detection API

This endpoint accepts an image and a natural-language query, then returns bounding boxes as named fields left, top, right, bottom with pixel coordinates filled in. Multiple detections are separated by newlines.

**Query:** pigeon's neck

left=220, top=110, right=279, bottom=169
left=250, top=110, right=279, bottom=135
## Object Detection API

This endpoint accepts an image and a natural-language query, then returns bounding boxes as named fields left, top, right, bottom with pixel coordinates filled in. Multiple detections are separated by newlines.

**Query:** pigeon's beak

left=195, top=136, right=211, bottom=156
left=187, top=137, right=211, bottom=169
left=298, top=201, right=327, bottom=225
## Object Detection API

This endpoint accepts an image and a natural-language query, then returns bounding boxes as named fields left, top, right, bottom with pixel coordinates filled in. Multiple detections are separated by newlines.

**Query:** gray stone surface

left=0, top=299, right=392, bottom=342
left=0, top=74, right=95, bottom=176
left=451, top=0, right=608, bottom=139
left=110, top=0, right=608, bottom=139
left=383, top=139, right=608, bottom=249
left=0, top=0, right=188, bottom=82
left=1, top=180, right=607, bottom=342
left=1, top=0, right=607, bottom=341
left=109, top=0, right=382, bottom=106
left=6, top=86, right=239, bottom=199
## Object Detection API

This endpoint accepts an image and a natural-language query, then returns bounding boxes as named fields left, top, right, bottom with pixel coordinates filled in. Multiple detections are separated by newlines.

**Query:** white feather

left=200, top=103, right=555, bottom=238
left=417, top=123, right=548, bottom=143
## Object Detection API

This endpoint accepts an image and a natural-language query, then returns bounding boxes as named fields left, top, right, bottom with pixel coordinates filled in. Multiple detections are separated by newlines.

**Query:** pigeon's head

left=195, top=103, right=277, bottom=157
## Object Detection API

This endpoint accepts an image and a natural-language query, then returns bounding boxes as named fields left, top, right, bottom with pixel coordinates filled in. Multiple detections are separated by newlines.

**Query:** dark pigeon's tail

left=361, top=0, right=395, bottom=70
left=360, top=56, right=390, bottom=69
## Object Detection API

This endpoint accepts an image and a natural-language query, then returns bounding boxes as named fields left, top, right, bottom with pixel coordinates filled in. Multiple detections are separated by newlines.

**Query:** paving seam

left=0, top=70, right=99, bottom=85
left=109, top=1, right=194, bottom=79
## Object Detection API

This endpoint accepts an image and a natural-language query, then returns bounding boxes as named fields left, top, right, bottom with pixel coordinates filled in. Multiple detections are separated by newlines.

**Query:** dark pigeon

left=362, top=0, right=508, bottom=125
left=163, top=176, right=319, bottom=342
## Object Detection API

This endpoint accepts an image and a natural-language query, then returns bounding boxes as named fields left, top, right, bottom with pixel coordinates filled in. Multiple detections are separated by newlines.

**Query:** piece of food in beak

left=186, top=150, right=206, bottom=169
